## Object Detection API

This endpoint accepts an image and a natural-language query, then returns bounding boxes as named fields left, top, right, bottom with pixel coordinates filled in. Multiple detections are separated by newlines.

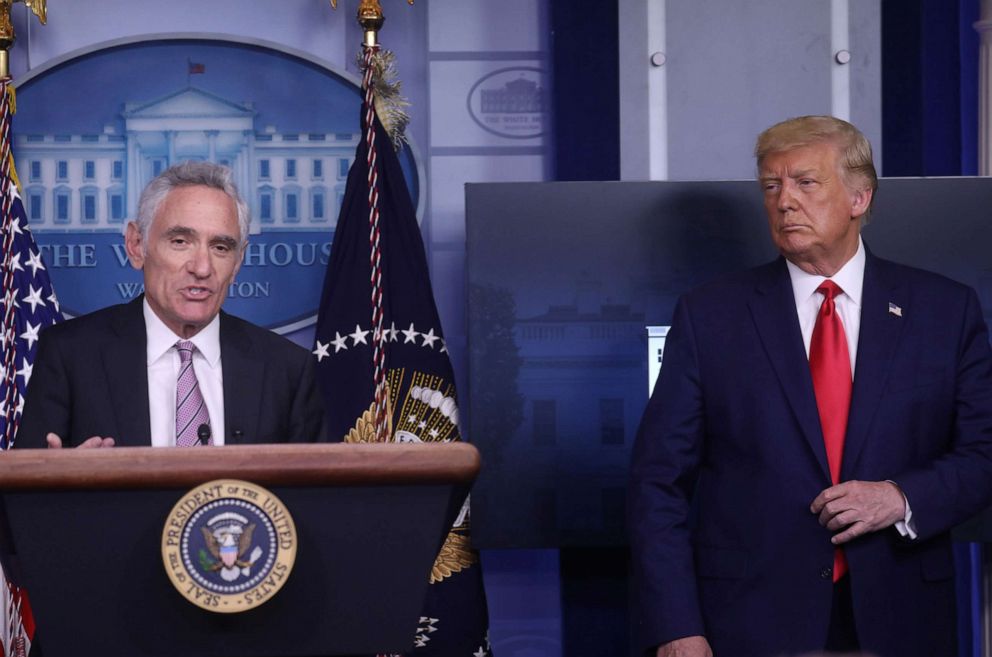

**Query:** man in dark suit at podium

left=628, top=116, right=992, bottom=657
left=16, top=161, right=325, bottom=448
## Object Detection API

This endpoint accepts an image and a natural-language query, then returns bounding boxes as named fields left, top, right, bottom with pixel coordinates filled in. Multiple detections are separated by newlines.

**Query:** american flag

left=0, top=78, right=62, bottom=657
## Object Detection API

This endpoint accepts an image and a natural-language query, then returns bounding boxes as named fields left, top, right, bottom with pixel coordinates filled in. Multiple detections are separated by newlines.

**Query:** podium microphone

left=197, top=424, right=211, bottom=446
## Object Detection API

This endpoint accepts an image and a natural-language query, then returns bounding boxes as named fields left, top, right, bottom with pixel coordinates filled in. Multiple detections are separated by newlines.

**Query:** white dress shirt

left=143, top=299, right=225, bottom=446
left=786, top=239, right=864, bottom=373
left=785, top=238, right=915, bottom=538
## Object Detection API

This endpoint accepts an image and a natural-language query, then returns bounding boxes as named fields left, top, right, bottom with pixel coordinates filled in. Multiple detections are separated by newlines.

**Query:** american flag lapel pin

left=888, top=302, right=903, bottom=317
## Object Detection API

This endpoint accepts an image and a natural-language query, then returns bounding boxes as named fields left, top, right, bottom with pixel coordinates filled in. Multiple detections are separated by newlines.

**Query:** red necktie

left=809, top=280, right=851, bottom=582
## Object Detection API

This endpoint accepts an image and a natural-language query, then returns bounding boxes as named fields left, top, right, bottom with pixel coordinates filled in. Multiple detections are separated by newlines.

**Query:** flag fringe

left=357, top=49, right=410, bottom=151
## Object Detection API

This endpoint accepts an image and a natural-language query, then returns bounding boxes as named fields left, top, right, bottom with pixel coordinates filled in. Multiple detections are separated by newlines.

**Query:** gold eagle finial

left=328, top=0, right=415, bottom=47
left=0, top=0, right=46, bottom=51
left=328, top=1, right=415, bottom=21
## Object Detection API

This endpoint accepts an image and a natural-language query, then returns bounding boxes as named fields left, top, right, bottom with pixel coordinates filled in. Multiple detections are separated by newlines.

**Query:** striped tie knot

left=176, top=340, right=195, bottom=363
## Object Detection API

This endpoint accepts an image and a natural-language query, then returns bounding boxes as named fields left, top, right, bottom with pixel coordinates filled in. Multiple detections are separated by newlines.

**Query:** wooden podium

left=0, top=443, right=479, bottom=657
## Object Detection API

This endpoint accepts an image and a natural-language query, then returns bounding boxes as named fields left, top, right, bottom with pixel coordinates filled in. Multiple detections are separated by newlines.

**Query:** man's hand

left=810, top=480, right=906, bottom=544
left=46, top=433, right=115, bottom=449
left=657, top=635, right=712, bottom=657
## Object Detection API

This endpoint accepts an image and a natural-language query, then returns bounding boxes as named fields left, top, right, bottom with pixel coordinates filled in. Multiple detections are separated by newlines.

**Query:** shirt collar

left=143, top=298, right=222, bottom=367
left=786, top=236, right=865, bottom=307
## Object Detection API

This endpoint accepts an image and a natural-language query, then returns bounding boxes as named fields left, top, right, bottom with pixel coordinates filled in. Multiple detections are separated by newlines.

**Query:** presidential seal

left=161, top=479, right=297, bottom=613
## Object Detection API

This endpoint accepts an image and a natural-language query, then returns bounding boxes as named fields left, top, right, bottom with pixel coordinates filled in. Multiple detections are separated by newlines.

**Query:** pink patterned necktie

left=175, top=340, right=211, bottom=447
left=809, top=280, right=852, bottom=582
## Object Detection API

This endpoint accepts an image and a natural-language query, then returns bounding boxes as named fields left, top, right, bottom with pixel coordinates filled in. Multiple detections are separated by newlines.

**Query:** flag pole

left=358, top=1, right=388, bottom=441
left=0, top=1, right=14, bottom=79
left=0, top=0, right=47, bottom=79
left=327, top=0, right=413, bottom=442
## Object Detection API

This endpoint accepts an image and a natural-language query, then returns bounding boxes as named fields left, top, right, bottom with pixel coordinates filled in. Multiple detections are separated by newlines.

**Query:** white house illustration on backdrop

left=15, top=86, right=359, bottom=233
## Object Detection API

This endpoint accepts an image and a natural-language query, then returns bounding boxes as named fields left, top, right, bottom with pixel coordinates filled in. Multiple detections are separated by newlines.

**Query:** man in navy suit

left=16, top=161, right=325, bottom=448
left=628, top=116, right=992, bottom=657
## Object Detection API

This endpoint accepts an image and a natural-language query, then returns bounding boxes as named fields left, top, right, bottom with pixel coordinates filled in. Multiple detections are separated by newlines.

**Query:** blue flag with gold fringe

left=312, top=68, right=492, bottom=656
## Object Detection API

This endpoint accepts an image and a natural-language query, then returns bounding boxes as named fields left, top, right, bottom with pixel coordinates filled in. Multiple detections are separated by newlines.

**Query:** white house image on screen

left=15, top=86, right=358, bottom=233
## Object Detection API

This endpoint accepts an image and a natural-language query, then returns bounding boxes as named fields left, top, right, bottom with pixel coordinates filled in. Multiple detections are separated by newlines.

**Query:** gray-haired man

left=18, top=161, right=325, bottom=448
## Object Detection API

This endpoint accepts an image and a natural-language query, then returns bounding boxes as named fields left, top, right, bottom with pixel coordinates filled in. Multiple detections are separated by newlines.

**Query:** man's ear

left=851, top=186, right=873, bottom=219
left=124, top=222, right=145, bottom=270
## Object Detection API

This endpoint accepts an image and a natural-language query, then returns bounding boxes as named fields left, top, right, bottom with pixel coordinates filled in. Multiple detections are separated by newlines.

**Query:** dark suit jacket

left=16, top=297, right=326, bottom=447
left=628, top=251, right=992, bottom=657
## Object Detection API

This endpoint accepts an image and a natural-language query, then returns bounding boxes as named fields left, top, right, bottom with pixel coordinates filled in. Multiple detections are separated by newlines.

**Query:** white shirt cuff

left=887, top=480, right=917, bottom=540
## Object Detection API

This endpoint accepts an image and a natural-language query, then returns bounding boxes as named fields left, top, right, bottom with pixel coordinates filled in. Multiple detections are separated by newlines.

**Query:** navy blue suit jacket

left=628, top=251, right=992, bottom=657
left=15, top=296, right=326, bottom=447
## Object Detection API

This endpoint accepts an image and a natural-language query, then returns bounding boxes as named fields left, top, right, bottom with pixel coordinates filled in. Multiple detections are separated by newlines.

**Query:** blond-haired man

left=629, top=116, right=992, bottom=657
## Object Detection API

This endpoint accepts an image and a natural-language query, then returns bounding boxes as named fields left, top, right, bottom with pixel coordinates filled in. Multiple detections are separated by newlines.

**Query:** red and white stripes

left=0, top=80, right=18, bottom=448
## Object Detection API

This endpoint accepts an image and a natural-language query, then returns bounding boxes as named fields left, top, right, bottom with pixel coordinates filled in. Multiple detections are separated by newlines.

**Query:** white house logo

left=467, top=67, right=547, bottom=139
left=12, top=37, right=421, bottom=335
left=161, top=479, right=297, bottom=613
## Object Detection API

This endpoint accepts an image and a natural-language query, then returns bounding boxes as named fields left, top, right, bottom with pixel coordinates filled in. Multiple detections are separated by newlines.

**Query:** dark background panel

left=467, top=177, right=992, bottom=549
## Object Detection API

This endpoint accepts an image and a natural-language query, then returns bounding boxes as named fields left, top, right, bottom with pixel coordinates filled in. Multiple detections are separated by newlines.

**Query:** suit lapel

left=220, top=313, right=264, bottom=444
left=103, top=298, right=152, bottom=446
left=842, top=254, right=905, bottom=477
left=748, top=260, right=831, bottom=480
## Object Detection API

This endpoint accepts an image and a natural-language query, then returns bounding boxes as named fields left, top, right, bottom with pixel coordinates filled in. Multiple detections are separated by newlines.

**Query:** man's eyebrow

left=759, top=168, right=819, bottom=182
left=163, top=226, right=239, bottom=249
left=164, top=226, right=197, bottom=239
left=211, top=235, right=240, bottom=249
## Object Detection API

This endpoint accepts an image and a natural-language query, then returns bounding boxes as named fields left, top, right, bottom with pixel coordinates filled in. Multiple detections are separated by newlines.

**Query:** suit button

left=820, top=567, right=833, bottom=580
